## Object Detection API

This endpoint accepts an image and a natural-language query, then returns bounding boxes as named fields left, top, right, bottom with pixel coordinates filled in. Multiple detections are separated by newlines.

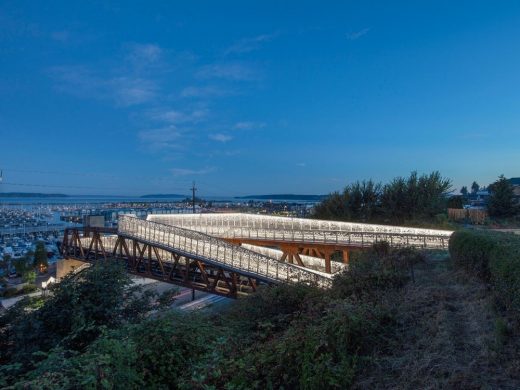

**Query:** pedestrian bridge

left=61, top=214, right=452, bottom=297
left=146, top=213, right=451, bottom=249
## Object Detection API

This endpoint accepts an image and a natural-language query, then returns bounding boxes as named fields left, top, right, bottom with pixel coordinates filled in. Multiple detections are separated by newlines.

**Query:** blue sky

left=0, top=1, right=519, bottom=196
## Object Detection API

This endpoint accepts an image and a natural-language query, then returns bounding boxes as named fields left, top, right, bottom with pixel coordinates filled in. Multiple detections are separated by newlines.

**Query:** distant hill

left=0, top=192, right=69, bottom=198
left=140, top=194, right=186, bottom=199
left=235, top=194, right=327, bottom=201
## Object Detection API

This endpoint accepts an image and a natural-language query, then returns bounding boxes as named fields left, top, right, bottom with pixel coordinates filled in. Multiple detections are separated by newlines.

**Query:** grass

left=353, top=253, right=520, bottom=389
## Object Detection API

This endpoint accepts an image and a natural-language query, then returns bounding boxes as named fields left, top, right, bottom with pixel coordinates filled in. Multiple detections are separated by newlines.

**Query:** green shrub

left=448, top=230, right=497, bottom=279
left=21, top=284, right=37, bottom=294
left=2, top=287, right=19, bottom=298
left=449, top=230, right=520, bottom=323
left=488, top=239, right=520, bottom=317
left=331, top=244, right=416, bottom=301
left=220, top=297, right=394, bottom=390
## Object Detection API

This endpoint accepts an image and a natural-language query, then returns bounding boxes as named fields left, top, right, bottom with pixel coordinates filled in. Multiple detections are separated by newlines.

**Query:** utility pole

left=190, top=181, right=197, bottom=214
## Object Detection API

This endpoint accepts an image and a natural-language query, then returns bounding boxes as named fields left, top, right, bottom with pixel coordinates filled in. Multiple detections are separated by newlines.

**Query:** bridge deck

left=147, top=213, right=453, bottom=250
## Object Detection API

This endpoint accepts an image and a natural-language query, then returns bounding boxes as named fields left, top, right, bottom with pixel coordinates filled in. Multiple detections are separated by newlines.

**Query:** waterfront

left=0, top=194, right=318, bottom=270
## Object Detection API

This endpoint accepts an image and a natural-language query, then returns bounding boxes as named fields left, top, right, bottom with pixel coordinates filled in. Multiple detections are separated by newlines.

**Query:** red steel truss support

left=61, top=228, right=261, bottom=298
left=225, top=237, right=360, bottom=273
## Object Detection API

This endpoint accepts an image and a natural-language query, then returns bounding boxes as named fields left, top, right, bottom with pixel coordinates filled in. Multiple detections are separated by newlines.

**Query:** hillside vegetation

left=2, top=232, right=520, bottom=388
left=1, top=248, right=416, bottom=389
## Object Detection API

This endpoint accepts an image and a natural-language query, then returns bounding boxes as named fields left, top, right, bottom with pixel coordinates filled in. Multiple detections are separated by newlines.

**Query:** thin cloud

left=149, top=108, right=209, bottom=124
left=196, top=63, right=259, bottom=81
left=233, top=121, right=266, bottom=130
left=181, top=85, right=235, bottom=98
left=296, top=162, right=307, bottom=167
left=138, top=126, right=183, bottom=151
left=209, top=133, right=233, bottom=143
left=346, top=28, right=370, bottom=40
left=112, top=77, right=158, bottom=106
left=48, top=65, right=157, bottom=106
left=125, top=43, right=162, bottom=67
left=224, top=33, right=277, bottom=55
left=171, top=167, right=216, bottom=176
left=48, top=65, right=103, bottom=98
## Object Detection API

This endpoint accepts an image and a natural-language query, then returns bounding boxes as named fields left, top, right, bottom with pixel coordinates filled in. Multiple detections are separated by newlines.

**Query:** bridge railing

left=118, top=215, right=333, bottom=288
left=147, top=213, right=453, bottom=236
left=147, top=214, right=450, bottom=249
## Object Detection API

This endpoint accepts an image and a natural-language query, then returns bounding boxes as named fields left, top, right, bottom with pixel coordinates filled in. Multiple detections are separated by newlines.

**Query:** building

left=83, top=215, right=105, bottom=228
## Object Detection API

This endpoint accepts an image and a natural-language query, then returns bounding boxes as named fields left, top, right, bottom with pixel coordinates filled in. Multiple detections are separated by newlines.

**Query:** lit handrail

left=146, top=213, right=452, bottom=249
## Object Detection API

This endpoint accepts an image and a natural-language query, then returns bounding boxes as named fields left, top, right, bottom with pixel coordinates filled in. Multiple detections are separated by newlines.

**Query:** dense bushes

left=0, top=261, right=177, bottom=384
left=449, top=230, right=520, bottom=322
left=449, top=231, right=497, bottom=279
left=206, top=245, right=414, bottom=389
left=0, top=283, right=37, bottom=298
left=1, top=246, right=420, bottom=389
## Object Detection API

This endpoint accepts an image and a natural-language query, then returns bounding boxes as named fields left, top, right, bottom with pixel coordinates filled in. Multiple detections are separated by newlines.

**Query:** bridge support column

left=279, top=244, right=305, bottom=267
left=321, top=248, right=334, bottom=274
left=342, top=249, right=350, bottom=264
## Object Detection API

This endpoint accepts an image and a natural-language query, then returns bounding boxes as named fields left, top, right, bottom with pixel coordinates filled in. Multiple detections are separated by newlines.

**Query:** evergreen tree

left=314, top=171, right=451, bottom=224
left=447, top=195, right=464, bottom=209
left=471, top=181, right=480, bottom=194
left=460, top=186, right=468, bottom=197
left=33, top=242, right=48, bottom=273
left=488, top=175, right=517, bottom=217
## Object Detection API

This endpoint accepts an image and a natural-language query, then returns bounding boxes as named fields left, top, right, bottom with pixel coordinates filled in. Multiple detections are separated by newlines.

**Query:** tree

left=0, top=261, right=177, bottom=371
left=12, top=257, right=31, bottom=276
left=488, top=175, right=517, bottom=217
left=22, top=270, right=37, bottom=284
left=314, top=171, right=451, bottom=225
left=0, top=254, right=10, bottom=273
left=33, top=242, right=48, bottom=273
left=380, top=171, right=451, bottom=223
left=447, top=195, right=464, bottom=209
left=471, top=181, right=480, bottom=194
left=460, top=186, right=468, bottom=197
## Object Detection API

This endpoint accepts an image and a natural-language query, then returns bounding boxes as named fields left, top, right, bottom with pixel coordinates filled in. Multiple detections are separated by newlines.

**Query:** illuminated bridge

left=61, top=214, right=452, bottom=298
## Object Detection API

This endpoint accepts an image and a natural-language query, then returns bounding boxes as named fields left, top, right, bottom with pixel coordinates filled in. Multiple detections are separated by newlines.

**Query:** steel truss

left=62, top=228, right=260, bottom=298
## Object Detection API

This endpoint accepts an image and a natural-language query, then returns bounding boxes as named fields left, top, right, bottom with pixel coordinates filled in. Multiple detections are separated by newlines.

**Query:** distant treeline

left=313, top=171, right=451, bottom=225
left=236, top=194, right=327, bottom=201
left=0, top=192, right=68, bottom=198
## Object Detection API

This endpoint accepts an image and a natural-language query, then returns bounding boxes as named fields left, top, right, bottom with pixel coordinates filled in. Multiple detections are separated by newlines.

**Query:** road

left=137, top=277, right=232, bottom=311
